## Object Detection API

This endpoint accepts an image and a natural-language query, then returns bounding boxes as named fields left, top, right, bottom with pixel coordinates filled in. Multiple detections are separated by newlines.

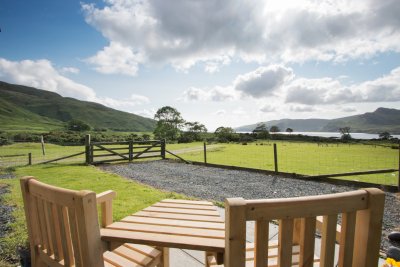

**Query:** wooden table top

left=100, top=199, right=225, bottom=253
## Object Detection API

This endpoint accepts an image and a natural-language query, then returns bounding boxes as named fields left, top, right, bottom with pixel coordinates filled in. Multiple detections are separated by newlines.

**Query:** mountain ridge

left=235, top=107, right=400, bottom=134
left=0, top=81, right=156, bottom=132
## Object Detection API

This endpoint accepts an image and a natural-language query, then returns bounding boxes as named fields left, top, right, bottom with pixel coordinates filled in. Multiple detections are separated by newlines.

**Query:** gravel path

left=101, top=160, right=400, bottom=252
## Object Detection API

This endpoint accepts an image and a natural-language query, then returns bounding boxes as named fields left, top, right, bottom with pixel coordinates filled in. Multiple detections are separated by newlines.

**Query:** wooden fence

left=85, top=135, right=165, bottom=165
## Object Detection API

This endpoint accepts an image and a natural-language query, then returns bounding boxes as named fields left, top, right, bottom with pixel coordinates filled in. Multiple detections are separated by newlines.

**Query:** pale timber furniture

left=207, top=188, right=385, bottom=267
left=20, top=177, right=164, bottom=267
left=101, top=199, right=225, bottom=265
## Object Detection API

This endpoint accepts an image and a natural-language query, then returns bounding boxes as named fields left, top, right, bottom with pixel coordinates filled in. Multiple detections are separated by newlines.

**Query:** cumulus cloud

left=82, top=0, right=400, bottom=75
left=0, top=58, right=96, bottom=100
left=85, top=42, right=143, bottom=76
left=289, top=105, right=316, bottom=112
left=60, top=67, right=80, bottom=74
left=259, top=105, right=276, bottom=113
left=180, top=86, right=239, bottom=102
left=285, top=66, right=400, bottom=105
left=0, top=57, right=150, bottom=109
left=214, top=110, right=226, bottom=116
left=234, top=65, right=293, bottom=97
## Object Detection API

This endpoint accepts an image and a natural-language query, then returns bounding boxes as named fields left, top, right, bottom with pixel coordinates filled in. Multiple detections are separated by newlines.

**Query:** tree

left=183, top=121, right=208, bottom=141
left=66, top=120, right=91, bottom=132
left=270, top=125, right=280, bottom=133
left=252, top=123, right=270, bottom=139
left=214, top=127, right=237, bottom=142
left=379, top=132, right=392, bottom=140
left=339, top=127, right=352, bottom=140
left=153, top=106, right=185, bottom=141
left=286, top=128, right=293, bottom=134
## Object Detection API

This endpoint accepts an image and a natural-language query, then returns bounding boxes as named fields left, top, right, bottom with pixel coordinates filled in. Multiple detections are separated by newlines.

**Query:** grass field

left=166, top=141, right=399, bottom=185
left=0, top=164, right=185, bottom=265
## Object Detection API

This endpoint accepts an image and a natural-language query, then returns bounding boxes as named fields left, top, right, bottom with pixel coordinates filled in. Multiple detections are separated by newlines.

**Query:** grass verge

left=0, top=163, right=186, bottom=265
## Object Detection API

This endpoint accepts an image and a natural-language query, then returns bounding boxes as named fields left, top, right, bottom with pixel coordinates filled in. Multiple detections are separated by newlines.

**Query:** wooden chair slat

left=123, top=243, right=161, bottom=258
left=160, top=199, right=213, bottom=206
left=103, top=250, right=143, bottom=267
left=51, top=203, right=64, bottom=262
left=67, top=207, right=83, bottom=267
left=44, top=201, right=59, bottom=260
left=299, top=217, right=316, bottom=267
left=37, top=198, right=50, bottom=254
left=113, top=245, right=155, bottom=266
left=56, top=205, right=73, bottom=266
left=338, top=211, right=357, bottom=267
left=319, top=214, right=337, bottom=267
left=254, top=220, right=268, bottom=267
left=279, top=218, right=294, bottom=267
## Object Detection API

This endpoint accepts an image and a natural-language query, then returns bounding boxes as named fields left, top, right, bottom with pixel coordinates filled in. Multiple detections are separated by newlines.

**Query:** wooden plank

left=316, top=216, right=341, bottom=242
left=41, top=151, right=85, bottom=164
left=165, top=150, right=191, bottom=164
left=224, top=198, right=247, bottom=267
left=143, top=206, right=220, bottom=216
left=107, top=221, right=225, bottom=239
left=44, top=201, right=57, bottom=259
left=124, top=243, right=161, bottom=258
left=50, top=203, right=64, bottom=262
left=94, top=144, right=129, bottom=160
left=131, top=155, right=162, bottom=160
left=36, top=198, right=50, bottom=254
left=29, top=179, right=77, bottom=207
left=319, top=214, right=337, bottom=267
left=96, top=190, right=116, bottom=204
left=133, top=142, right=159, bottom=159
left=299, top=217, right=316, bottom=267
left=113, top=245, right=154, bottom=266
left=338, top=211, right=356, bottom=267
left=93, top=152, right=130, bottom=158
left=92, top=147, right=128, bottom=151
left=278, top=218, right=294, bottom=267
left=101, top=229, right=225, bottom=252
left=245, top=190, right=367, bottom=220
left=133, top=150, right=162, bottom=155
left=152, top=202, right=217, bottom=210
left=134, top=211, right=224, bottom=222
left=254, top=220, right=268, bottom=267
left=352, top=188, right=385, bottom=267
left=160, top=199, right=213, bottom=206
left=67, top=207, right=83, bottom=267
left=306, top=168, right=398, bottom=179
left=103, top=251, right=142, bottom=267
left=92, top=141, right=130, bottom=145
left=121, top=216, right=225, bottom=230
left=56, top=205, right=72, bottom=266
left=93, top=158, right=128, bottom=164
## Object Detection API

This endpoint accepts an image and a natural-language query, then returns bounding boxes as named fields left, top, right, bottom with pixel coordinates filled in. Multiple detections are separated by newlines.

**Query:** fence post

left=85, top=134, right=91, bottom=165
left=28, top=153, right=32, bottom=165
left=41, top=135, right=45, bottom=156
left=129, top=141, right=133, bottom=162
left=161, top=139, right=166, bottom=159
left=204, top=142, right=207, bottom=164
left=273, top=143, right=278, bottom=173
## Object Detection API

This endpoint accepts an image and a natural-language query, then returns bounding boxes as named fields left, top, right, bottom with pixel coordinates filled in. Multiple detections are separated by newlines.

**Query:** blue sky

left=1, top=0, right=400, bottom=131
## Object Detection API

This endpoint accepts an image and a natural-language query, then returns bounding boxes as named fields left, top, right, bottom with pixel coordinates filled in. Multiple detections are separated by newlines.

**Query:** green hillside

left=0, top=81, right=156, bottom=132
left=236, top=108, right=400, bottom=134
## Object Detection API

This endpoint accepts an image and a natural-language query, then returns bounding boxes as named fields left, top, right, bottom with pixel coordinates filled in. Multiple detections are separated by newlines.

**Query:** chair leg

left=157, top=247, right=169, bottom=267
left=205, top=251, right=213, bottom=267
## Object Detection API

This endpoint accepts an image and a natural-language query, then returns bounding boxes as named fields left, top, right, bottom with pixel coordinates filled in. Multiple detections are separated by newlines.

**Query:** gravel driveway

left=101, top=160, right=400, bottom=251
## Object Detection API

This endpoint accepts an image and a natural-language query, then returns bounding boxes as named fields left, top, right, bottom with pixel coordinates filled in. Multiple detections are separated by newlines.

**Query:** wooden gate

left=87, top=139, right=165, bottom=165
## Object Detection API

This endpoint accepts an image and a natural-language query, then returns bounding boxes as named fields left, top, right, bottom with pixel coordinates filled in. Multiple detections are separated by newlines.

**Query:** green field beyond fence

left=1, top=141, right=398, bottom=186
left=166, top=141, right=399, bottom=186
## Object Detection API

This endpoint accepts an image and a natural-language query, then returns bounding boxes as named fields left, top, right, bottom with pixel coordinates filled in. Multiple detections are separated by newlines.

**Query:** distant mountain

left=0, top=81, right=156, bottom=132
left=235, top=108, right=400, bottom=134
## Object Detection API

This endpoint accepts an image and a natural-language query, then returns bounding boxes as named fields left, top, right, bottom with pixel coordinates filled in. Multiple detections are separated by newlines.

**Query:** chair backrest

left=224, top=188, right=385, bottom=267
left=20, top=177, right=104, bottom=267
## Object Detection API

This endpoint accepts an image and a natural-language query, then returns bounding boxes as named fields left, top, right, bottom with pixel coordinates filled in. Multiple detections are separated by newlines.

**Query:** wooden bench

left=207, top=188, right=385, bottom=267
left=20, top=177, right=165, bottom=267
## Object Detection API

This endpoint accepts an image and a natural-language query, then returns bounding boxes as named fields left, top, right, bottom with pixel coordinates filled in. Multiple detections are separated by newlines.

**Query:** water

left=272, top=131, right=400, bottom=140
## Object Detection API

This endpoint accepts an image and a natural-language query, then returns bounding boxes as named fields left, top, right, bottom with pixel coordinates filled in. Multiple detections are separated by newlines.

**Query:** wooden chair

left=207, top=188, right=385, bottom=267
left=20, top=177, right=165, bottom=267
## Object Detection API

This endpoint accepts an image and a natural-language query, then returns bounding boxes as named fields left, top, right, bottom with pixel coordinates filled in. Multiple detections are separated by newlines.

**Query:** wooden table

left=101, top=199, right=225, bottom=265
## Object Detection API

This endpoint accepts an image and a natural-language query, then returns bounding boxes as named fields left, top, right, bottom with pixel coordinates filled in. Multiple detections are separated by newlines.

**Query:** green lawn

left=166, top=141, right=399, bottom=185
left=0, top=164, right=185, bottom=265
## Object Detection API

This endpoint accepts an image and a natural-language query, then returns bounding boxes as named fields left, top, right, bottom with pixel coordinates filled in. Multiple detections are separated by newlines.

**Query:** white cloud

left=234, top=65, right=293, bottom=97
left=289, top=105, right=316, bottom=112
left=181, top=86, right=239, bottom=102
left=134, top=108, right=156, bottom=118
left=285, top=66, right=400, bottom=105
left=82, top=0, right=400, bottom=75
left=85, top=42, right=143, bottom=76
left=0, top=58, right=96, bottom=100
left=60, top=67, right=80, bottom=74
left=0, top=57, right=150, bottom=111
left=259, top=105, right=276, bottom=113
left=214, top=109, right=226, bottom=116
left=340, top=106, right=357, bottom=112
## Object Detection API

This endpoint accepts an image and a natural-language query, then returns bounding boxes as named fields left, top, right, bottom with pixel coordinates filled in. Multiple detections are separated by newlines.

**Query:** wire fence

left=166, top=141, right=399, bottom=186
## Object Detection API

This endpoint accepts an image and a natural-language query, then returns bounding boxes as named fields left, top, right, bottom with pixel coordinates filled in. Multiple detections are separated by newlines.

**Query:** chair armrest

left=316, top=216, right=341, bottom=242
left=96, top=190, right=116, bottom=227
